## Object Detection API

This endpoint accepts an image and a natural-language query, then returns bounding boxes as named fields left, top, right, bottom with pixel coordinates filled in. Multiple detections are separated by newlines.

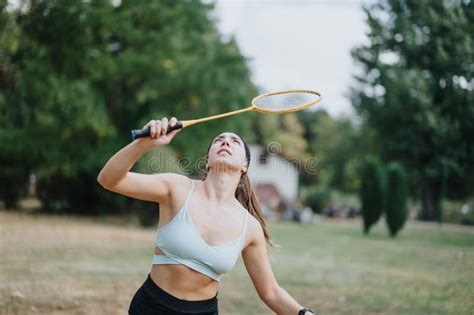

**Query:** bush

left=37, top=169, right=128, bottom=215
left=384, top=162, right=408, bottom=237
left=442, top=199, right=474, bottom=226
left=301, top=185, right=331, bottom=214
left=359, top=155, right=385, bottom=234
left=0, top=165, right=30, bottom=209
left=0, top=130, right=35, bottom=209
left=135, top=200, right=159, bottom=228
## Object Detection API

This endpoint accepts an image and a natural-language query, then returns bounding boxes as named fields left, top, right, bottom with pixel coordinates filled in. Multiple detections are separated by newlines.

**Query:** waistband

left=142, top=273, right=218, bottom=313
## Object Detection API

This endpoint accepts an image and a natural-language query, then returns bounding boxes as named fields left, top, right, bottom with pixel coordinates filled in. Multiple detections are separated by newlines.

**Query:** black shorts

left=128, top=273, right=219, bottom=315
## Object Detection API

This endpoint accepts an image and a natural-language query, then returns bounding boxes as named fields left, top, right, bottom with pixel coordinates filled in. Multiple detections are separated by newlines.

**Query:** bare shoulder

left=157, top=172, right=190, bottom=189
left=148, top=172, right=191, bottom=201
left=160, top=173, right=194, bottom=205
left=242, top=210, right=264, bottom=249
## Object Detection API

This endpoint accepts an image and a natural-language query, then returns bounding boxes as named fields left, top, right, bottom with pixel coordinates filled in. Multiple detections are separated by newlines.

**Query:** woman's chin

left=209, top=161, right=240, bottom=173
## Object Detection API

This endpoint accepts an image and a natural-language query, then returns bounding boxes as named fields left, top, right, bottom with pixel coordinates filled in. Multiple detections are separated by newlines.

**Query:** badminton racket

left=130, top=89, right=321, bottom=140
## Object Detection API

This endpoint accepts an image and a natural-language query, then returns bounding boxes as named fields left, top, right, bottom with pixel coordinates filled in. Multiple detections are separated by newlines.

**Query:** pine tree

left=385, top=162, right=408, bottom=237
left=360, top=155, right=385, bottom=234
left=351, top=0, right=474, bottom=221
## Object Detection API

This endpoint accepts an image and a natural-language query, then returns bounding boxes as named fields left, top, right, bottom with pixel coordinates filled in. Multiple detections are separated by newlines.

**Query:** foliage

left=254, top=112, right=309, bottom=163
left=0, top=0, right=258, bottom=213
left=296, top=109, right=378, bottom=193
left=442, top=199, right=474, bottom=226
left=351, top=0, right=474, bottom=221
left=300, top=184, right=331, bottom=214
left=359, top=155, right=385, bottom=234
left=384, top=162, right=408, bottom=237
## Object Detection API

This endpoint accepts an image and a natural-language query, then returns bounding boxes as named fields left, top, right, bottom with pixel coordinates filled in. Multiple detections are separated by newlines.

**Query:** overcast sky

left=210, top=0, right=373, bottom=118
left=7, top=0, right=372, bottom=118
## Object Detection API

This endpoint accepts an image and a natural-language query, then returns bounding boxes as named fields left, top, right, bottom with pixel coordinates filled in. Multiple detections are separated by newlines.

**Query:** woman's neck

left=203, top=169, right=241, bottom=206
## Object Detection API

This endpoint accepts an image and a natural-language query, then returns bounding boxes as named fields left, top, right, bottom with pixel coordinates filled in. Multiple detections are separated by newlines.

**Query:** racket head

left=251, top=89, right=321, bottom=114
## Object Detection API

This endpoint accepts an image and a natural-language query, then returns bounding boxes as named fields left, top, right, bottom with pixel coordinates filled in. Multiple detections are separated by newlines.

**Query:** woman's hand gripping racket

left=130, top=89, right=322, bottom=140
left=136, top=117, right=182, bottom=147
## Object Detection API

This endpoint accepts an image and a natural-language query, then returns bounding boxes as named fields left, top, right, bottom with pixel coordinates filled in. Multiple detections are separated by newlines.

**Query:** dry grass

left=0, top=211, right=473, bottom=315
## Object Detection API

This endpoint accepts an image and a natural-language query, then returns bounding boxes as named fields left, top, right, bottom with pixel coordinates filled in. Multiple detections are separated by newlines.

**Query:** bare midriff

left=149, top=247, right=219, bottom=301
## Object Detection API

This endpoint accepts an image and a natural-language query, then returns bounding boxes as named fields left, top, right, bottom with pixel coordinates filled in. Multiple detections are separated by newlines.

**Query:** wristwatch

left=298, top=307, right=315, bottom=315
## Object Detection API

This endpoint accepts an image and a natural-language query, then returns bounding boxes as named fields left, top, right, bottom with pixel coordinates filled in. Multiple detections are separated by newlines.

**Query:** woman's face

left=207, top=132, right=248, bottom=174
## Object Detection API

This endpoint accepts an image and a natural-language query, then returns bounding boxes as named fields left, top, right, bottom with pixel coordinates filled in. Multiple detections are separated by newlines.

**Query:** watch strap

left=298, top=307, right=315, bottom=315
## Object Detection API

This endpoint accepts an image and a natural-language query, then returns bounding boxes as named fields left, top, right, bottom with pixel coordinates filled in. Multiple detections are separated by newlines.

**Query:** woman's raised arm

left=97, top=117, right=181, bottom=203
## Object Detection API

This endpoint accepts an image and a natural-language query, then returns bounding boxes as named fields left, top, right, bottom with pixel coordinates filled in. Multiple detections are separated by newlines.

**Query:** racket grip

left=130, top=121, right=183, bottom=140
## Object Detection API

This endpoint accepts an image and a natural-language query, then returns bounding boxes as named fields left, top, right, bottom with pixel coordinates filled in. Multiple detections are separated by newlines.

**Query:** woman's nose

left=221, top=139, right=230, bottom=147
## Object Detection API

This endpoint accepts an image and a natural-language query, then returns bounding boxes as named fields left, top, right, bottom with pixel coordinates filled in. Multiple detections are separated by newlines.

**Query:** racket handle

left=130, top=121, right=183, bottom=140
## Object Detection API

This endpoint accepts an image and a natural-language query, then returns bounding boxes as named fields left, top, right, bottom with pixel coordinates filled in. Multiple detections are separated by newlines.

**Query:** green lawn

left=0, top=211, right=472, bottom=315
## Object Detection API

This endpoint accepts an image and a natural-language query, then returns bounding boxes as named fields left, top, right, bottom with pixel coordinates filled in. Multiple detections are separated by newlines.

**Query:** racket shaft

left=130, top=121, right=183, bottom=140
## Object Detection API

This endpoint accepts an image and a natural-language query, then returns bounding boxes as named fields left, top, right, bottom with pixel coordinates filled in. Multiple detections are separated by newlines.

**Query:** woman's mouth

left=217, top=148, right=232, bottom=155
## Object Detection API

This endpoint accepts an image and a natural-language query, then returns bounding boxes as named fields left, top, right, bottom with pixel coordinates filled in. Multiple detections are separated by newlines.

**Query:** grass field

left=0, top=210, right=473, bottom=315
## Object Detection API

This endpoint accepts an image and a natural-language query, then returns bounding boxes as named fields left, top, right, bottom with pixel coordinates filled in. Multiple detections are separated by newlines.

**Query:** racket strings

left=253, top=91, right=320, bottom=113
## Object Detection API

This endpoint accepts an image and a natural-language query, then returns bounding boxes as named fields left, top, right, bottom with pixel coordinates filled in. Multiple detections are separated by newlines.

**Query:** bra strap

left=242, top=211, right=249, bottom=234
left=183, top=179, right=195, bottom=208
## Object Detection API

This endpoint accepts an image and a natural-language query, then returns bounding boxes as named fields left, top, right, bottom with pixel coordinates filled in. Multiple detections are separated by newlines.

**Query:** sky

left=210, top=0, right=373, bottom=118
left=7, top=0, right=372, bottom=118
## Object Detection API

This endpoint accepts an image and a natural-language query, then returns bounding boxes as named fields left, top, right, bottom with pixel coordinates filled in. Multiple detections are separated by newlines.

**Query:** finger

left=161, top=117, right=168, bottom=135
left=145, top=119, right=154, bottom=129
left=169, top=116, right=177, bottom=127
left=155, top=120, right=161, bottom=138
left=149, top=120, right=156, bottom=138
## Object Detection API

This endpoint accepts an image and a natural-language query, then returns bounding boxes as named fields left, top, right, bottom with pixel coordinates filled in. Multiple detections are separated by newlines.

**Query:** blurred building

left=247, top=144, right=299, bottom=220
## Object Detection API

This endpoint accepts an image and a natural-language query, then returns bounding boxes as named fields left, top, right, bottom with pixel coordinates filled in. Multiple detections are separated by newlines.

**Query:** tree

left=0, top=0, right=258, bottom=213
left=351, top=0, right=474, bottom=221
left=360, top=155, right=385, bottom=234
left=253, top=112, right=309, bottom=163
left=0, top=0, right=33, bottom=209
left=385, top=162, right=408, bottom=237
left=296, top=109, right=377, bottom=193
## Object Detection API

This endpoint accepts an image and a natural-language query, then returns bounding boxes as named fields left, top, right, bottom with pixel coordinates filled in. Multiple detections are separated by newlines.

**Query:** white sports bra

left=153, top=179, right=249, bottom=282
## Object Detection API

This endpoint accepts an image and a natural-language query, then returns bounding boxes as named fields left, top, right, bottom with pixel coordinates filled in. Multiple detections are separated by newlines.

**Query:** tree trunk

left=419, top=179, right=441, bottom=221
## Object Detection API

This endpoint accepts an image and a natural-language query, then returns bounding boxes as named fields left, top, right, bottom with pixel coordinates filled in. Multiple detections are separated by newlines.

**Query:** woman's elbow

left=97, top=171, right=114, bottom=189
left=97, top=174, right=107, bottom=188
left=261, top=284, right=281, bottom=304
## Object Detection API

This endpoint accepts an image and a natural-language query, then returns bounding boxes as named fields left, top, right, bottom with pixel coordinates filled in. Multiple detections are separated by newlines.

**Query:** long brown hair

left=203, top=133, right=281, bottom=250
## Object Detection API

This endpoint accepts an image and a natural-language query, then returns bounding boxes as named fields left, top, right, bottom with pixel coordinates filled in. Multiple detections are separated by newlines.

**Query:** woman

left=97, top=116, right=316, bottom=315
